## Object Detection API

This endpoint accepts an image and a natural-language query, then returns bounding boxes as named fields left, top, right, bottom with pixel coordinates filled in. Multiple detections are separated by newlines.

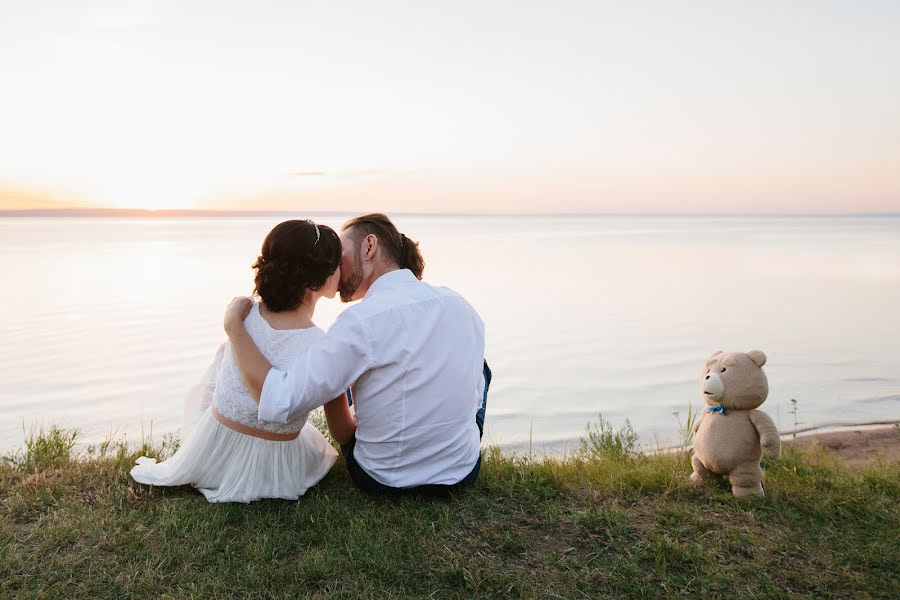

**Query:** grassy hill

left=2, top=421, right=898, bottom=599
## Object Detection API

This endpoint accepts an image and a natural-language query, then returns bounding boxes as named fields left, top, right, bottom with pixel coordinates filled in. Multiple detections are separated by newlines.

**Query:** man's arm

left=223, top=297, right=271, bottom=402
left=258, top=311, right=372, bottom=422
left=223, top=297, right=372, bottom=423
left=323, top=393, right=357, bottom=445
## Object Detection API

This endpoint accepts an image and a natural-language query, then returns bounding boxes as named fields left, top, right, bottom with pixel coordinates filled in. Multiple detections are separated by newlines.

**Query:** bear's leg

left=689, top=454, right=713, bottom=487
left=729, top=461, right=764, bottom=498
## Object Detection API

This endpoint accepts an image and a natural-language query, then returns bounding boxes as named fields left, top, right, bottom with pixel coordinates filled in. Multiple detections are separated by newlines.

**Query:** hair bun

left=252, top=220, right=342, bottom=312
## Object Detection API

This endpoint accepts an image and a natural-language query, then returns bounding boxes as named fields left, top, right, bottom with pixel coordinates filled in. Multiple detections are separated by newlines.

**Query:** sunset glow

left=2, top=1, right=899, bottom=214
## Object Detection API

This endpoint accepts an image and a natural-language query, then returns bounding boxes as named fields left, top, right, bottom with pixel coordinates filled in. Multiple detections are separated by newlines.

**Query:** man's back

left=349, top=269, right=485, bottom=487
left=258, top=268, right=486, bottom=488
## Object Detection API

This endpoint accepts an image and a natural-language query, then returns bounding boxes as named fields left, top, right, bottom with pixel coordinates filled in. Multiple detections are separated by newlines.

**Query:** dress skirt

left=130, top=408, right=338, bottom=503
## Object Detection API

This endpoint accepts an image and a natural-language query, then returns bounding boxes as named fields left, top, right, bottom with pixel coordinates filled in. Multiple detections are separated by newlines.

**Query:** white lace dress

left=130, top=302, right=338, bottom=502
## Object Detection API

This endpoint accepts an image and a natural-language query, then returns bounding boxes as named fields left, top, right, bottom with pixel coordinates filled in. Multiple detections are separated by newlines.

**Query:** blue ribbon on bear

left=707, top=405, right=726, bottom=415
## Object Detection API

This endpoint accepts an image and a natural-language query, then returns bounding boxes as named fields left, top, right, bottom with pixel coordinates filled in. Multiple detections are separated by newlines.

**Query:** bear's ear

left=747, top=350, right=767, bottom=367
left=705, top=351, right=724, bottom=366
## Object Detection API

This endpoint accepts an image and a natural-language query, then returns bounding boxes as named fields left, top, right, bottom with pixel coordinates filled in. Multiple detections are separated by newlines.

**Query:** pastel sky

left=1, top=1, right=899, bottom=213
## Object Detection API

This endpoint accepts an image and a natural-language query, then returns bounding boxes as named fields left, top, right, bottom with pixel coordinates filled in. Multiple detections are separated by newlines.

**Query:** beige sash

left=211, top=405, right=301, bottom=441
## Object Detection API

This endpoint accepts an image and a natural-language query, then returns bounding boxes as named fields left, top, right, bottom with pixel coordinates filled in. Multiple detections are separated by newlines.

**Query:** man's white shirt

left=258, top=269, right=486, bottom=488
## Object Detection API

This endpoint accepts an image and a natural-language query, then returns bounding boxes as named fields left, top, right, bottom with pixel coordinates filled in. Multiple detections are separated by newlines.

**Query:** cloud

left=0, top=184, right=88, bottom=210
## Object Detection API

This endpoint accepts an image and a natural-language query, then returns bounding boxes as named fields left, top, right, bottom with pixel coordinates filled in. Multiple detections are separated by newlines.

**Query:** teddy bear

left=690, top=350, right=781, bottom=497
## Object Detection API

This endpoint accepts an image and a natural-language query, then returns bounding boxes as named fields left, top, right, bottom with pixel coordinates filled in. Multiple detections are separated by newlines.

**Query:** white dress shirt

left=258, top=269, right=486, bottom=488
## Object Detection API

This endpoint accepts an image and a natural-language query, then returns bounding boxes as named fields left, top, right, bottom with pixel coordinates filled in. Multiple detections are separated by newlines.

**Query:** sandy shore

left=784, top=424, right=900, bottom=468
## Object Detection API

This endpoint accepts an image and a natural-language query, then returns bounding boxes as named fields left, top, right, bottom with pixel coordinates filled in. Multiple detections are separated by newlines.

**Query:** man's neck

left=361, top=263, right=401, bottom=297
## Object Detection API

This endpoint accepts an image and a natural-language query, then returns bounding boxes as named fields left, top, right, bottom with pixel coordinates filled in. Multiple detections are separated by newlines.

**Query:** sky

left=1, top=1, right=899, bottom=214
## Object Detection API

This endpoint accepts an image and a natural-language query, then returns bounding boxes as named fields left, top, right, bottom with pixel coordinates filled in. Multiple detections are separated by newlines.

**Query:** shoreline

left=506, top=420, right=900, bottom=462
left=7, top=420, right=897, bottom=467
left=784, top=424, right=900, bottom=468
left=630, top=421, right=900, bottom=467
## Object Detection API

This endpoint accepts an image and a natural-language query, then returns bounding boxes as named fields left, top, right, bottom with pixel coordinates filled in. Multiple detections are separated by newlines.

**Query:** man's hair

left=341, top=213, right=425, bottom=279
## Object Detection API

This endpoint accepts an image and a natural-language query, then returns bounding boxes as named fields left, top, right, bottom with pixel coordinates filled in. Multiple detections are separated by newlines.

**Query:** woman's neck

left=259, top=294, right=318, bottom=330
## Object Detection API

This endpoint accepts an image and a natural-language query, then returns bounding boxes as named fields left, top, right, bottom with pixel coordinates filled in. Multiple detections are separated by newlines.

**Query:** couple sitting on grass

left=130, top=214, right=490, bottom=502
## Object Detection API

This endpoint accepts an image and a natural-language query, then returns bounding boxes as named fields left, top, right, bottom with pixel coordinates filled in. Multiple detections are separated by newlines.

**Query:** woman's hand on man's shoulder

left=224, top=296, right=253, bottom=336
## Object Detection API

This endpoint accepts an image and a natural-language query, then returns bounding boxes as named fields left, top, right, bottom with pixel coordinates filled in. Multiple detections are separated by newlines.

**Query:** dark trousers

left=342, top=360, right=492, bottom=495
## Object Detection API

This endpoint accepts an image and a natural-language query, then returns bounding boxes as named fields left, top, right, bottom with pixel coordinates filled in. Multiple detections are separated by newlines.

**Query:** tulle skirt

left=130, top=409, right=338, bottom=503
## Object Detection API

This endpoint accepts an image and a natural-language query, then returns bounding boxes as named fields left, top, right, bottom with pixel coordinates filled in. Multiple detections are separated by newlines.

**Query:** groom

left=224, top=213, right=489, bottom=493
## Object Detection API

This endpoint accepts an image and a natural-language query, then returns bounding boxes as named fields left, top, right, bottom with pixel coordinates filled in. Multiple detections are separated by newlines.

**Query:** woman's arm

left=323, top=392, right=357, bottom=445
left=224, top=297, right=272, bottom=402
left=227, top=326, right=273, bottom=402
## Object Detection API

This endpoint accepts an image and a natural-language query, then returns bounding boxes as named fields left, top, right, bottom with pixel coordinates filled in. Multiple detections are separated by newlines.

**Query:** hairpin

left=306, top=219, right=320, bottom=245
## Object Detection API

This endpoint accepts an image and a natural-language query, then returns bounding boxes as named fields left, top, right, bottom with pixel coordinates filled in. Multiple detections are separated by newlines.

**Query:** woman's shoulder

left=242, top=300, right=264, bottom=326
left=251, top=302, right=324, bottom=334
left=289, top=324, right=326, bottom=345
left=263, top=324, right=324, bottom=368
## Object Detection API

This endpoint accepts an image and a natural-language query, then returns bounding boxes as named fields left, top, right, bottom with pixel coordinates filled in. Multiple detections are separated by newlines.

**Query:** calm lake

left=1, top=214, right=899, bottom=453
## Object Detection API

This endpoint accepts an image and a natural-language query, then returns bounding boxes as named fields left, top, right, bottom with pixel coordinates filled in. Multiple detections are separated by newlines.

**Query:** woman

left=131, top=219, right=355, bottom=502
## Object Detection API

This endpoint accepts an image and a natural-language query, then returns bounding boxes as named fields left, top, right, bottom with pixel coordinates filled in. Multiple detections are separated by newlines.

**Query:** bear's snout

left=701, top=371, right=725, bottom=404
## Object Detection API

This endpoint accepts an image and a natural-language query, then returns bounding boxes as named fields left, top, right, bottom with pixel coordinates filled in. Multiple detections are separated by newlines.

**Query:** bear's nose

left=705, top=375, right=710, bottom=380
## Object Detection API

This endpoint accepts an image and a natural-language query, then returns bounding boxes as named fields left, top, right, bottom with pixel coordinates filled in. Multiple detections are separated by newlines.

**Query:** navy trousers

left=341, top=360, right=492, bottom=495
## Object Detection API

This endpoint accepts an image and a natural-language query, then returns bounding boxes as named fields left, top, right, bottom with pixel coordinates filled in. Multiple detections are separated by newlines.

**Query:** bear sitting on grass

left=690, top=350, right=781, bottom=498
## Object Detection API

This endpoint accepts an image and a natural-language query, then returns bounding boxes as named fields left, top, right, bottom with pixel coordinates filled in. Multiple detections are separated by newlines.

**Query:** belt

left=211, top=404, right=301, bottom=441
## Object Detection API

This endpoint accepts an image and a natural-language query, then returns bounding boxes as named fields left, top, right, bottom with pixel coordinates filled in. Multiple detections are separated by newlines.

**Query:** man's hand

left=224, top=296, right=253, bottom=335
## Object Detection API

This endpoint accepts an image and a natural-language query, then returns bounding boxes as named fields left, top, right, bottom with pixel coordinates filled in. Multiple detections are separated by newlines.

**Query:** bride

left=131, top=219, right=355, bottom=502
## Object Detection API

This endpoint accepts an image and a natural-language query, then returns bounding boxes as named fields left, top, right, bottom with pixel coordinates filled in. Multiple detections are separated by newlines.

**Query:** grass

left=1, top=417, right=898, bottom=599
left=672, top=402, right=699, bottom=449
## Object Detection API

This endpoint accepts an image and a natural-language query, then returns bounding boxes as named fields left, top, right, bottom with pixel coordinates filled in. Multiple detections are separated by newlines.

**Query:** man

left=224, top=213, right=490, bottom=493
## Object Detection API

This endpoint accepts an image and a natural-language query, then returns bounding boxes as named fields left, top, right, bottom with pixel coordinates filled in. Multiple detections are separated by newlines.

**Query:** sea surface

left=1, top=214, right=899, bottom=454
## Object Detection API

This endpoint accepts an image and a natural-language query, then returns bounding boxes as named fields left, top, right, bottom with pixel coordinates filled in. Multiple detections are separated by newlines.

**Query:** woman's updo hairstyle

left=252, top=219, right=341, bottom=312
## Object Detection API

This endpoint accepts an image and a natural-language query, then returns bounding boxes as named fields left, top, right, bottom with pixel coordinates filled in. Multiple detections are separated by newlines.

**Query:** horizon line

left=2, top=208, right=900, bottom=219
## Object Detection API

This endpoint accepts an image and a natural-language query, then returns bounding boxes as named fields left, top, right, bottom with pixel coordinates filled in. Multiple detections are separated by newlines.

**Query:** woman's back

left=214, top=302, right=324, bottom=434
left=130, top=218, right=343, bottom=503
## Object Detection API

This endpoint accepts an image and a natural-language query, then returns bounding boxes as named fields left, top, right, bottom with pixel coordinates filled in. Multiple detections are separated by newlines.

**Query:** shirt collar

left=365, top=268, right=417, bottom=298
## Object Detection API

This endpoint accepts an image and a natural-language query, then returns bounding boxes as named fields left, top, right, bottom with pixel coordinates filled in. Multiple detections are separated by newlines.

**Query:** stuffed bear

left=690, top=350, right=781, bottom=497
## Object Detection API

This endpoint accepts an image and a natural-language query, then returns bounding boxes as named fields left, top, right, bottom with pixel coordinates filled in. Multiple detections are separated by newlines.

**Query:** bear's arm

left=749, top=410, right=781, bottom=459
left=692, top=414, right=703, bottom=435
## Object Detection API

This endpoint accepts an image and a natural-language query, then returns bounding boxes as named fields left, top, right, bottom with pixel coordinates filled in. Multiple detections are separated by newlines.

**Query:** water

left=2, top=215, right=899, bottom=453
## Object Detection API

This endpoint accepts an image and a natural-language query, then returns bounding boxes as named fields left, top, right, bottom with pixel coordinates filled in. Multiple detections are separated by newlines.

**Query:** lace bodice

left=213, top=302, right=324, bottom=434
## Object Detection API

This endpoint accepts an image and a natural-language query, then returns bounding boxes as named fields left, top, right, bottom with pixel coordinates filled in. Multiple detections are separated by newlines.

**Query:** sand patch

left=785, top=425, right=900, bottom=468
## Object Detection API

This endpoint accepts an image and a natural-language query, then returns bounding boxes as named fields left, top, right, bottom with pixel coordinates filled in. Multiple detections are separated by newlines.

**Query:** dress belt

left=211, top=404, right=301, bottom=441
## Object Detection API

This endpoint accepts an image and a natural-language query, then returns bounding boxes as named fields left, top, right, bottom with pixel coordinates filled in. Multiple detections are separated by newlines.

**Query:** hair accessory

left=306, top=219, right=320, bottom=246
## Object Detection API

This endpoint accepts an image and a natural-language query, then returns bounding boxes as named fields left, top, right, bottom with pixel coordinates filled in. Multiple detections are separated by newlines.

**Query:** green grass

left=1, top=419, right=898, bottom=599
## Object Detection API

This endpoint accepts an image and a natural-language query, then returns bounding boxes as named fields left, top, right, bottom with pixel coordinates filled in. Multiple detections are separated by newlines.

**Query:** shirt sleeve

left=258, top=310, right=372, bottom=422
